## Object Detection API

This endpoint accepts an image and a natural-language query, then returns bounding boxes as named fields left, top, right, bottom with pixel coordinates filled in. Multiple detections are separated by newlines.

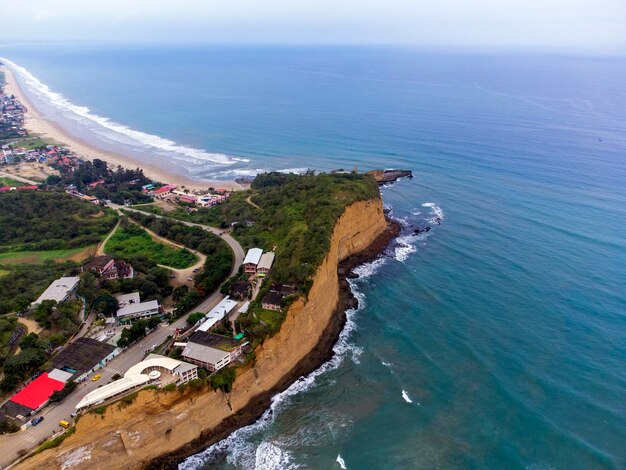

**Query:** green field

left=0, top=177, right=28, bottom=187
left=0, top=269, right=9, bottom=277
left=0, top=246, right=94, bottom=265
left=105, top=223, right=197, bottom=269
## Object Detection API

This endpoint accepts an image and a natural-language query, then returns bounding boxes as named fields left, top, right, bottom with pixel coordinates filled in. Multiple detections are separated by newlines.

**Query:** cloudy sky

left=2, top=0, right=626, bottom=53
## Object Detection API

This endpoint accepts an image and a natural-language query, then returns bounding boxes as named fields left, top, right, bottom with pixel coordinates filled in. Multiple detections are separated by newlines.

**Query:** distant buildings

left=31, top=276, right=80, bottom=306
left=115, top=292, right=160, bottom=324
left=182, top=331, right=247, bottom=371
left=256, top=252, right=275, bottom=277
left=152, top=184, right=177, bottom=198
left=81, top=256, right=134, bottom=279
left=229, top=280, right=251, bottom=300
left=261, top=284, right=296, bottom=312
left=194, top=297, right=238, bottom=332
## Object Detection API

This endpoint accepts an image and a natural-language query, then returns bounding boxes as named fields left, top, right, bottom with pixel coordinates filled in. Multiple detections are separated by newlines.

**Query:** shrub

left=210, top=367, right=236, bottom=393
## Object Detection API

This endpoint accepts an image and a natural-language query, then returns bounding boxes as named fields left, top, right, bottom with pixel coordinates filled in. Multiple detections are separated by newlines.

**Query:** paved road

left=0, top=206, right=245, bottom=468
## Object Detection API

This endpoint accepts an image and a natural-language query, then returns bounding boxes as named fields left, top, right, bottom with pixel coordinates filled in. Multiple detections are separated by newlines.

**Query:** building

left=261, top=292, right=283, bottom=311
left=229, top=280, right=251, bottom=300
left=196, top=297, right=238, bottom=332
left=256, top=252, right=275, bottom=276
left=153, top=184, right=177, bottom=198
left=51, top=337, right=119, bottom=382
left=75, top=354, right=197, bottom=410
left=82, top=256, right=133, bottom=280
left=116, top=294, right=160, bottom=324
left=243, top=248, right=263, bottom=274
left=182, top=331, right=246, bottom=371
left=31, top=276, right=80, bottom=306
left=270, top=283, right=296, bottom=297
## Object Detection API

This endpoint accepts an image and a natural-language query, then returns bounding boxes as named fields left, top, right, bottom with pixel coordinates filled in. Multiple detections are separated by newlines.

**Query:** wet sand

left=1, top=64, right=242, bottom=191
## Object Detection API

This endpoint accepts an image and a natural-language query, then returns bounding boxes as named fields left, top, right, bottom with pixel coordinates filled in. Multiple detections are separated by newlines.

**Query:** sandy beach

left=1, top=64, right=241, bottom=191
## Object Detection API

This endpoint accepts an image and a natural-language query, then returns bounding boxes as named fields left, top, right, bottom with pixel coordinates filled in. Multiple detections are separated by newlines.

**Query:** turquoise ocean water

left=2, top=45, right=625, bottom=469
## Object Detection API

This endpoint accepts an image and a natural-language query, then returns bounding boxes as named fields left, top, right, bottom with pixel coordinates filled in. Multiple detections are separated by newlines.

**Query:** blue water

left=2, top=44, right=625, bottom=469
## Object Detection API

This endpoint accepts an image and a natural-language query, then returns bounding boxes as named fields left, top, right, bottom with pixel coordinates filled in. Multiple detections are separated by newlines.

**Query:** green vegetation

left=117, top=317, right=159, bottom=348
left=1, top=332, right=49, bottom=392
left=33, top=426, right=76, bottom=454
left=117, top=391, right=138, bottom=409
left=92, top=406, right=107, bottom=415
left=48, top=158, right=153, bottom=205
left=105, top=221, right=197, bottom=269
left=186, top=312, right=205, bottom=325
left=0, top=261, right=77, bottom=315
left=0, top=176, right=28, bottom=187
left=0, top=246, right=94, bottom=265
left=10, top=136, right=50, bottom=151
left=30, top=300, right=82, bottom=339
left=0, top=191, right=117, bottom=252
left=162, top=383, right=177, bottom=392
left=210, top=367, right=236, bottom=393
left=0, top=317, right=21, bottom=365
left=48, top=380, right=77, bottom=403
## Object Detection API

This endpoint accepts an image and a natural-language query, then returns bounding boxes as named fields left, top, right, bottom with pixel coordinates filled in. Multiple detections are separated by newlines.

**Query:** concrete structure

left=82, top=256, right=134, bottom=280
left=116, top=292, right=160, bottom=323
left=31, top=276, right=80, bottom=306
left=52, top=338, right=119, bottom=382
left=182, top=331, right=246, bottom=371
left=75, top=354, right=197, bottom=410
left=196, top=297, right=238, bottom=332
left=243, top=248, right=263, bottom=274
left=257, top=252, right=275, bottom=276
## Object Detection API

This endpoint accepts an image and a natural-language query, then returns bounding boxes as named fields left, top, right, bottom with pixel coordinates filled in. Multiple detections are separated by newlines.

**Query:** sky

left=2, top=0, right=626, bottom=53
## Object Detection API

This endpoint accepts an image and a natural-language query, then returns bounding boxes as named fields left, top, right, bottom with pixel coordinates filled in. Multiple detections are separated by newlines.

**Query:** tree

left=186, top=312, right=205, bottom=325
left=172, top=285, right=189, bottom=302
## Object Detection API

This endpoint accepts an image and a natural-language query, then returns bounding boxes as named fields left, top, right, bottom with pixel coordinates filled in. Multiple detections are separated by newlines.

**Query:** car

left=187, top=277, right=193, bottom=281
left=31, top=417, right=44, bottom=426
left=91, top=374, right=101, bottom=382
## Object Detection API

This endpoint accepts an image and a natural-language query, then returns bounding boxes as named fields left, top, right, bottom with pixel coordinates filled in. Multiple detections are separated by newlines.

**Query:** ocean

left=2, top=44, right=625, bottom=469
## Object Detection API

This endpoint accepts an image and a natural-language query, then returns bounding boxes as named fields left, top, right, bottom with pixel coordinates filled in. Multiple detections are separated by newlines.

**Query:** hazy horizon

left=1, top=0, right=626, bottom=55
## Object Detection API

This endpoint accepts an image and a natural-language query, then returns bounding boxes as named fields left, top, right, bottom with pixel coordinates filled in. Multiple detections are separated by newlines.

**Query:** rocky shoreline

left=145, top=218, right=401, bottom=470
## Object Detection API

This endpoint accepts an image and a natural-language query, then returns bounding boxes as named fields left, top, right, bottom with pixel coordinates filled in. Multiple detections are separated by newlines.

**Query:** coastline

left=146, top=218, right=401, bottom=469
left=0, top=64, right=242, bottom=191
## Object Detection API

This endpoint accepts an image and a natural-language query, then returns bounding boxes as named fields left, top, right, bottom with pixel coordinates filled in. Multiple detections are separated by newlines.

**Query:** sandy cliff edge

left=17, top=197, right=398, bottom=470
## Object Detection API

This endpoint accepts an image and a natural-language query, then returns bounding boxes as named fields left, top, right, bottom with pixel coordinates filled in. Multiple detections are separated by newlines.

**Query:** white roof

left=116, top=292, right=141, bottom=306
left=48, top=368, right=74, bottom=383
left=197, top=297, right=238, bottom=332
left=117, top=300, right=159, bottom=318
left=182, top=342, right=229, bottom=366
left=76, top=354, right=196, bottom=409
left=258, top=252, right=275, bottom=270
left=33, top=276, right=80, bottom=305
left=238, top=301, right=250, bottom=314
left=243, top=248, right=263, bottom=265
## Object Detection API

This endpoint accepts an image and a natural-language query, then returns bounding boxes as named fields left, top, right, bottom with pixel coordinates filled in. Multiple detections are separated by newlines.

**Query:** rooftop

left=82, top=256, right=113, bottom=271
left=258, top=252, right=275, bottom=270
left=116, top=292, right=141, bottom=307
left=197, top=297, right=238, bottom=332
left=32, top=276, right=80, bottom=305
left=262, top=291, right=283, bottom=307
left=117, top=299, right=160, bottom=318
left=243, top=247, right=263, bottom=266
left=188, top=331, right=243, bottom=352
left=52, top=338, right=117, bottom=379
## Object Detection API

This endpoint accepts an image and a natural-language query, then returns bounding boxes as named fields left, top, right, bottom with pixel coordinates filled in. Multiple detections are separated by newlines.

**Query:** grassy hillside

left=0, top=191, right=117, bottom=252
left=105, top=221, right=198, bottom=269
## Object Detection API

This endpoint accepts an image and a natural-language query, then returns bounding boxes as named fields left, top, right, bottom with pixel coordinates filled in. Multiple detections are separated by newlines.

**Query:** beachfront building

left=243, top=248, right=263, bottom=274
left=153, top=184, right=177, bottom=198
left=116, top=292, right=160, bottom=324
left=75, top=354, right=197, bottom=410
left=256, top=252, right=275, bottom=276
left=181, top=331, right=247, bottom=371
left=31, top=276, right=80, bottom=307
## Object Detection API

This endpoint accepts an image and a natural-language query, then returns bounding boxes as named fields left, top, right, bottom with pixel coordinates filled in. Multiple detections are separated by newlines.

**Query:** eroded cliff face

left=20, top=198, right=390, bottom=470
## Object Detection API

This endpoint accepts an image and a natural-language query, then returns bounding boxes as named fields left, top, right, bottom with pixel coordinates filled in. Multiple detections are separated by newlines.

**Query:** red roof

left=17, top=185, right=38, bottom=190
left=0, top=187, right=10, bottom=191
left=10, top=373, right=65, bottom=409
left=153, top=184, right=177, bottom=195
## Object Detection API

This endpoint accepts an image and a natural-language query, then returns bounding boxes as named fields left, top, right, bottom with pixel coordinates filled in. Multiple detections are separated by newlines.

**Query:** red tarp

left=9, top=373, right=65, bottom=409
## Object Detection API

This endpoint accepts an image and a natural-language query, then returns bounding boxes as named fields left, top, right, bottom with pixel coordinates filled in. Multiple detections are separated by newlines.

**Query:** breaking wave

left=179, top=257, right=386, bottom=470
left=422, top=202, right=444, bottom=223
left=402, top=390, right=413, bottom=403
left=336, top=454, right=347, bottom=469
left=0, top=57, right=247, bottom=167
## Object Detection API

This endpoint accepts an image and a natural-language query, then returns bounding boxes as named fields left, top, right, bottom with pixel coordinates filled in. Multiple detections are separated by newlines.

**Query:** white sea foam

left=1, top=57, right=247, bottom=168
left=179, top=257, right=387, bottom=469
left=336, top=454, right=347, bottom=469
left=255, top=442, right=298, bottom=470
left=394, top=234, right=418, bottom=262
left=422, top=202, right=444, bottom=223
left=402, top=390, right=413, bottom=403
left=382, top=361, right=392, bottom=367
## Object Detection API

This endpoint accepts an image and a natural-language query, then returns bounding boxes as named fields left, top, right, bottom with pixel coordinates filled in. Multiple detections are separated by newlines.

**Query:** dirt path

left=96, top=219, right=121, bottom=256
left=245, top=195, right=262, bottom=211
left=17, top=317, right=43, bottom=335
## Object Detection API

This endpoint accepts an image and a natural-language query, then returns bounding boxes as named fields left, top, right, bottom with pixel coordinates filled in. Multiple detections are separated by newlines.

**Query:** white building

left=75, top=354, right=197, bottom=410
left=182, top=331, right=247, bottom=371
left=243, top=248, right=263, bottom=274
left=196, top=296, right=238, bottom=332
left=116, top=293, right=160, bottom=324
left=31, top=276, right=80, bottom=306
left=257, top=252, right=275, bottom=276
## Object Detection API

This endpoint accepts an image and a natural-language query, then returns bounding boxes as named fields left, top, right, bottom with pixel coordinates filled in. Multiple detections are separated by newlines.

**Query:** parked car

left=91, top=374, right=101, bottom=382
left=31, top=417, right=44, bottom=426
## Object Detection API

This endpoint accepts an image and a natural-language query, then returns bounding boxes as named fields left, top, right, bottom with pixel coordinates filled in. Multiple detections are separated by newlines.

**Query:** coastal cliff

left=19, top=197, right=396, bottom=470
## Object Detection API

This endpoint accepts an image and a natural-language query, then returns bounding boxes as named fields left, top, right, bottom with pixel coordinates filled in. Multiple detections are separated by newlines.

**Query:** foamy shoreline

left=0, top=64, right=242, bottom=191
